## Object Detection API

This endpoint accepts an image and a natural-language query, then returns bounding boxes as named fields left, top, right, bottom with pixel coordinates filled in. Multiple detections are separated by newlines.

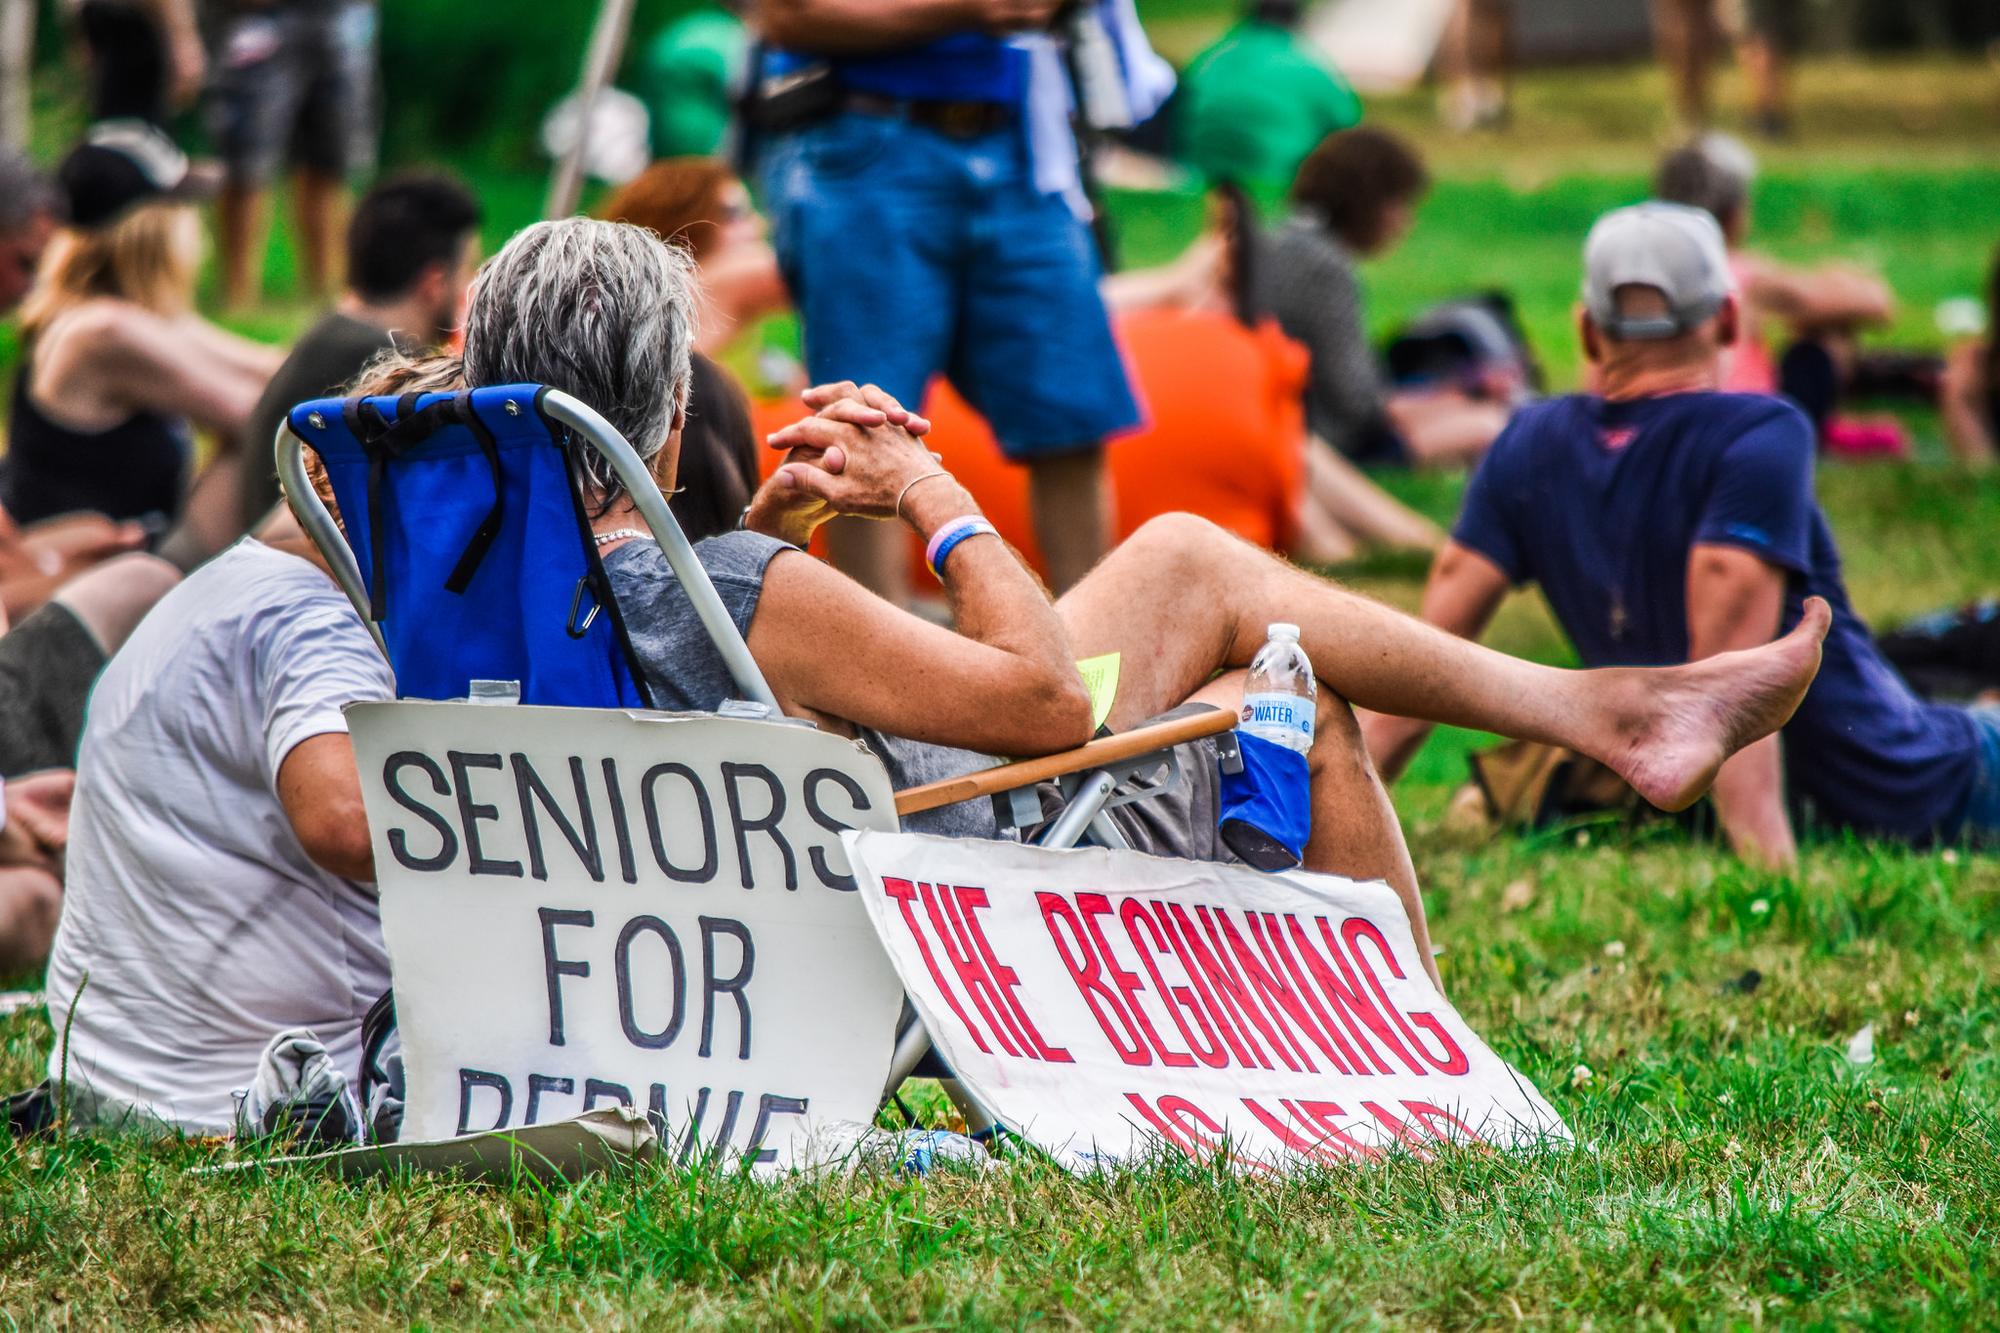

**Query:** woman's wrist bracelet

left=894, top=470, right=951, bottom=523
left=925, top=515, right=998, bottom=580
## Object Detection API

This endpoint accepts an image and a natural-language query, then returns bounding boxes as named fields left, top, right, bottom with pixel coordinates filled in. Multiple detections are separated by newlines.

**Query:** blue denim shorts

left=761, top=112, right=1140, bottom=459
left=1957, top=704, right=2000, bottom=847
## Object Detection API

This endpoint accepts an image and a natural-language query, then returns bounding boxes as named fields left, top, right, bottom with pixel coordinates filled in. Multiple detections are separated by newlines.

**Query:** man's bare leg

left=294, top=168, right=347, bottom=302
left=1028, top=446, right=1109, bottom=593
left=1188, top=671, right=1440, bottom=989
left=1649, top=0, right=1715, bottom=129
left=218, top=181, right=269, bottom=310
left=1058, top=515, right=1827, bottom=813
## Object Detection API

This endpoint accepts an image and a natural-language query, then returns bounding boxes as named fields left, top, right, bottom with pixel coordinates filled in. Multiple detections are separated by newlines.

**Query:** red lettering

left=1123, top=1092, right=1227, bottom=1161
left=1251, top=913, right=1371, bottom=1075
left=1240, top=1096, right=1364, bottom=1164
left=1152, top=902, right=1257, bottom=1068
left=925, top=882, right=1023, bottom=1057
left=1290, top=916, right=1424, bottom=1076
left=1342, top=918, right=1471, bottom=1075
left=1037, top=893, right=1151, bottom=1065
left=1400, top=1100, right=1490, bottom=1148
left=1293, top=1099, right=1385, bottom=1161
left=1361, top=1099, right=1436, bottom=1160
left=1163, top=903, right=1277, bottom=1069
left=954, top=885, right=1071, bottom=1063
left=881, top=877, right=990, bottom=1055
left=1079, top=893, right=1190, bottom=1068
left=1196, top=905, right=1306, bottom=1071
left=1121, top=898, right=1223, bottom=1068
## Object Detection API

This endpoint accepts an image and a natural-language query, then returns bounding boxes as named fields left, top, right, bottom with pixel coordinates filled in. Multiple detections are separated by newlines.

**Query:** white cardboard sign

left=845, top=830, right=1571, bottom=1171
left=347, top=702, right=906, bottom=1171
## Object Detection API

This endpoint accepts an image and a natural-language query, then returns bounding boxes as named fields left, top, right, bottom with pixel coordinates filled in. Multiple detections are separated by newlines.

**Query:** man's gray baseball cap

left=1581, top=201, right=1733, bottom=341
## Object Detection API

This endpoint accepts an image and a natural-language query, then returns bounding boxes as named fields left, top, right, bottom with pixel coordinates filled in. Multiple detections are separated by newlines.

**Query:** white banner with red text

left=845, top=830, right=1571, bottom=1171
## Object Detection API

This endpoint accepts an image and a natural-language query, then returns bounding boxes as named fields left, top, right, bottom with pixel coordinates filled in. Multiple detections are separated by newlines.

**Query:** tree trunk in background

left=0, top=0, right=33, bottom=151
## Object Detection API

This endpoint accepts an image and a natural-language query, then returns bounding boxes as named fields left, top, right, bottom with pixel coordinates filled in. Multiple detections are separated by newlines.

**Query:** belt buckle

left=935, top=102, right=990, bottom=139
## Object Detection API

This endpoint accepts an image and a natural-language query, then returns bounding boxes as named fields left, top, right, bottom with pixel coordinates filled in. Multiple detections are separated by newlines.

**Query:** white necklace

left=593, top=528, right=650, bottom=547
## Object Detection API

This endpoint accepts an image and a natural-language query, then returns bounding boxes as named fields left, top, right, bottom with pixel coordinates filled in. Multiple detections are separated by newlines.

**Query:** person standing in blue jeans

left=753, top=1, right=1168, bottom=595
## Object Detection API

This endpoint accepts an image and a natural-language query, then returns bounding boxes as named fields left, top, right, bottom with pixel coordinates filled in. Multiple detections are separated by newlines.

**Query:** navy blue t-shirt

left=1453, top=391, right=1980, bottom=844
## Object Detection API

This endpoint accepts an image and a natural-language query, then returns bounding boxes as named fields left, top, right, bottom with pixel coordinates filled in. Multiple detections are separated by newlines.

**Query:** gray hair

left=461, top=217, right=699, bottom=496
left=0, top=149, right=57, bottom=232
left=1655, top=133, right=1757, bottom=230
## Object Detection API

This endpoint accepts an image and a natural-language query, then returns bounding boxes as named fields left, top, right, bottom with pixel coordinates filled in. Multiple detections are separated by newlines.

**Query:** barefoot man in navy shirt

left=1365, top=203, right=2000, bottom=867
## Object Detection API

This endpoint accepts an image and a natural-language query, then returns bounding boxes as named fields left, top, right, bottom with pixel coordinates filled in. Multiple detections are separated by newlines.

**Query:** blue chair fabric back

left=287, top=384, right=651, bottom=709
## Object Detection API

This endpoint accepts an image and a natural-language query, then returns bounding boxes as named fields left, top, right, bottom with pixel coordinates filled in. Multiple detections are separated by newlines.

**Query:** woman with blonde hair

left=3, top=123, right=281, bottom=541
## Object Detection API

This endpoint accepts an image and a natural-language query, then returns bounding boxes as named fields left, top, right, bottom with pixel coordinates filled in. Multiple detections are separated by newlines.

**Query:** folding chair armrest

left=892, top=705, right=1235, bottom=817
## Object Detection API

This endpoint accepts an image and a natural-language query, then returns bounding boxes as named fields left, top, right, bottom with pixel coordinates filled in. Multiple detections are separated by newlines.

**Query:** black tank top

left=2, top=363, right=191, bottom=528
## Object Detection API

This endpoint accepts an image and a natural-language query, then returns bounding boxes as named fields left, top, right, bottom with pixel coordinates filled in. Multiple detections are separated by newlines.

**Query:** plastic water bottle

left=1240, top=623, right=1316, bottom=754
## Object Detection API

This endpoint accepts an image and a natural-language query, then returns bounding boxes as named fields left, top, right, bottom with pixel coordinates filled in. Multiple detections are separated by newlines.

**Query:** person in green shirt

left=637, top=4, right=749, bottom=161
left=1176, top=0, right=1362, bottom=200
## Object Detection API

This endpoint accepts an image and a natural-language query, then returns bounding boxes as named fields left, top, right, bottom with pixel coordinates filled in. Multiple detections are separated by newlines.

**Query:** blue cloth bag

left=1217, top=729, right=1313, bottom=871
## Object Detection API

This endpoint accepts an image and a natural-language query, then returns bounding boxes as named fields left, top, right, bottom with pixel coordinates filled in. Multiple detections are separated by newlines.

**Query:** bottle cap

left=1268, top=622, right=1301, bottom=641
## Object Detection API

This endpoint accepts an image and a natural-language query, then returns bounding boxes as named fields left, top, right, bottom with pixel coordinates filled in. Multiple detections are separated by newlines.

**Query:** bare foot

left=1611, top=597, right=1831, bottom=811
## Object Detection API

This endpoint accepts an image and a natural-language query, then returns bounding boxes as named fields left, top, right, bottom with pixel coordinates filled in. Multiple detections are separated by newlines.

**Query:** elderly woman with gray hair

left=453, top=216, right=1828, bottom=989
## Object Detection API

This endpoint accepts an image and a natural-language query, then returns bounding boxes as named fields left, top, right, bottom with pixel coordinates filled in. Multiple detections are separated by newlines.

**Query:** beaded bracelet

left=925, top=516, right=998, bottom=580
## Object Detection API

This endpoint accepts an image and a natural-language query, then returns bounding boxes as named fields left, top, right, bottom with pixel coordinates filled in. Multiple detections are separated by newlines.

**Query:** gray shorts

left=0, top=603, right=105, bottom=775
left=207, top=2, right=377, bottom=184
left=1095, top=733, right=1239, bottom=865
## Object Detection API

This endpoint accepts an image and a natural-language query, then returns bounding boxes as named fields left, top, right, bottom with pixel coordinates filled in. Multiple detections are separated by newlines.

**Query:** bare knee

left=1117, top=513, right=1247, bottom=583
left=53, top=554, right=180, bottom=656
left=1308, top=688, right=1375, bottom=774
left=0, top=868, right=63, bottom=973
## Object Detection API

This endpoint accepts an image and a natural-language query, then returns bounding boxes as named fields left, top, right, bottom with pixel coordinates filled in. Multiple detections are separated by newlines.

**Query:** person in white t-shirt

left=40, top=518, right=393, bottom=1135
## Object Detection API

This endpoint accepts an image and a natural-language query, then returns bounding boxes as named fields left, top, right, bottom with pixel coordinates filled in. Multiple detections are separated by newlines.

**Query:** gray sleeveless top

left=602, top=532, right=1001, bottom=839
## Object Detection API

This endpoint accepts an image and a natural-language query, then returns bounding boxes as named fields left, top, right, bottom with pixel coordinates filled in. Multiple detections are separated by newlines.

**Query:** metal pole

left=275, top=422, right=389, bottom=660
left=0, top=0, right=34, bottom=152
left=543, top=0, right=639, bottom=220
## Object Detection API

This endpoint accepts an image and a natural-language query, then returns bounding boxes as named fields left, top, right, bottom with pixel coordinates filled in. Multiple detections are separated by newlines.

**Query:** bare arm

left=743, top=390, right=1093, bottom=757
left=136, top=0, right=204, bottom=107
left=1359, top=540, right=1510, bottom=780
left=1686, top=543, right=1796, bottom=870
left=1740, top=256, right=1894, bottom=333
left=167, top=315, right=287, bottom=382
left=277, top=733, right=375, bottom=882
left=1940, top=342, right=1997, bottom=467
left=756, top=0, right=1057, bottom=53
left=46, top=304, right=273, bottom=438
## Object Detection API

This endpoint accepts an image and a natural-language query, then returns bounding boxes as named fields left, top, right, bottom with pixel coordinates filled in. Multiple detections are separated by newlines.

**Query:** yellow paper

left=1076, top=653, right=1121, bottom=732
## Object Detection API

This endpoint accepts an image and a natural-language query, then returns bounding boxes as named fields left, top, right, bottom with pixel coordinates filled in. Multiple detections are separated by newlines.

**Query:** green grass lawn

left=4, top=48, right=2000, bottom=1329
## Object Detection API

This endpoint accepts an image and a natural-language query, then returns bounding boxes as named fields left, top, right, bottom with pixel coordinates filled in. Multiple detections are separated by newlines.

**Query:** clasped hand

left=752, top=382, right=955, bottom=539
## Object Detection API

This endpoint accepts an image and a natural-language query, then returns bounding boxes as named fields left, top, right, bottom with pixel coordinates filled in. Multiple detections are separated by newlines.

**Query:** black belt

left=842, top=91, right=1015, bottom=139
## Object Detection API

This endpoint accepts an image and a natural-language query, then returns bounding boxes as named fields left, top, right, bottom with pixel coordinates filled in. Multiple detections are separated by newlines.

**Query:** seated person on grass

left=1250, top=128, right=1515, bottom=470
left=25, top=355, right=450, bottom=1134
left=1363, top=203, right=2000, bottom=869
left=1655, top=135, right=1922, bottom=453
left=454, top=218, right=1828, bottom=992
